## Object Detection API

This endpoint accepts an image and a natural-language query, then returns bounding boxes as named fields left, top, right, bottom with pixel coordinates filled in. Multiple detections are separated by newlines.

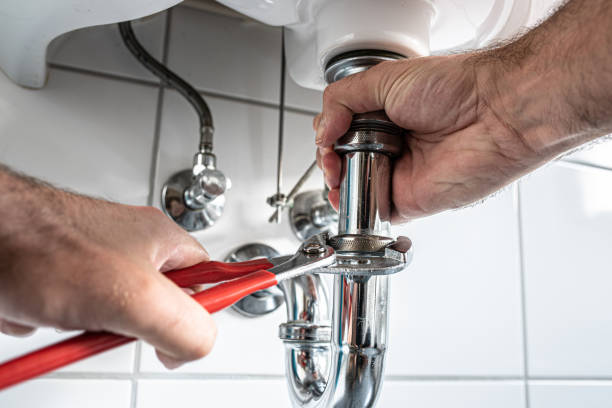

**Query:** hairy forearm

left=473, top=0, right=612, bottom=158
left=0, top=164, right=215, bottom=364
left=0, top=167, right=63, bottom=257
left=0, top=166, right=95, bottom=250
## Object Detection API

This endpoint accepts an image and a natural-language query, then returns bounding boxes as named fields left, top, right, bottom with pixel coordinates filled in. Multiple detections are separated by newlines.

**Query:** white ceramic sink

left=0, top=0, right=560, bottom=89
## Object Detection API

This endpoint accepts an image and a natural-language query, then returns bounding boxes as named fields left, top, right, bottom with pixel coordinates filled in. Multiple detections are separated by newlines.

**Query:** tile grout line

left=44, top=372, right=287, bottom=380
left=130, top=342, right=143, bottom=407
left=129, top=370, right=139, bottom=408
left=48, top=62, right=159, bottom=88
left=557, top=158, right=612, bottom=173
left=43, top=371, right=612, bottom=382
left=529, top=376, right=612, bottom=382
left=196, top=87, right=319, bottom=117
left=385, top=375, right=524, bottom=382
left=133, top=9, right=173, bottom=408
left=145, top=7, right=173, bottom=210
left=47, top=63, right=320, bottom=117
left=516, top=182, right=531, bottom=408
left=144, top=83, right=165, bottom=207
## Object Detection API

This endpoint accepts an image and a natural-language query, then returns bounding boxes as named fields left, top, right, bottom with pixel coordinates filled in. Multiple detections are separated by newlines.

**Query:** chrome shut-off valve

left=184, top=151, right=231, bottom=210
left=118, top=21, right=231, bottom=233
left=162, top=148, right=231, bottom=232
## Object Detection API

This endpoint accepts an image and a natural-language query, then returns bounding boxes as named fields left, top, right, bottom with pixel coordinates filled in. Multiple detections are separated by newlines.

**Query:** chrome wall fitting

left=289, top=190, right=338, bottom=241
left=267, top=161, right=338, bottom=241
left=161, top=152, right=231, bottom=232
left=267, top=158, right=321, bottom=224
left=162, top=170, right=224, bottom=232
left=225, top=243, right=284, bottom=317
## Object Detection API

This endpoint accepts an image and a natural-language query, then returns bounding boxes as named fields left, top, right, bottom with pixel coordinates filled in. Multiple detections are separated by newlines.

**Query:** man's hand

left=316, top=0, right=612, bottom=221
left=316, top=55, right=539, bottom=220
left=0, top=168, right=216, bottom=369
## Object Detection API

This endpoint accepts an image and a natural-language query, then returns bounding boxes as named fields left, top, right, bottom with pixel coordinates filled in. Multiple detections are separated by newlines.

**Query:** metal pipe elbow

left=279, top=273, right=389, bottom=408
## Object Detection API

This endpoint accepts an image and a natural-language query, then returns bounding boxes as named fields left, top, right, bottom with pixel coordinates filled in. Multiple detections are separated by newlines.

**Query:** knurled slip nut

left=334, top=125, right=404, bottom=158
left=328, top=234, right=394, bottom=253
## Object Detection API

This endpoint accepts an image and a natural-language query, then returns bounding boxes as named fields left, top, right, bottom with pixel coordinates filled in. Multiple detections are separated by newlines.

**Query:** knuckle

left=189, top=323, right=217, bottom=360
left=322, top=85, right=335, bottom=102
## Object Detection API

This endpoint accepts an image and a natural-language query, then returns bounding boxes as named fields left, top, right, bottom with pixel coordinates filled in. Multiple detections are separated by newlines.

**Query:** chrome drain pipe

left=279, top=51, right=406, bottom=408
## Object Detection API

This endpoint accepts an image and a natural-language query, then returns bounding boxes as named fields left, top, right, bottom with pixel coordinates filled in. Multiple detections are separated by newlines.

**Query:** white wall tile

left=521, top=163, right=612, bottom=376
left=48, top=13, right=167, bottom=82
left=386, top=187, right=524, bottom=376
left=530, top=381, right=612, bottom=408
left=137, top=379, right=290, bottom=407
left=564, top=136, right=612, bottom=170
left=143, top=90, right=322, bottom=374
left=0, top=329, right=134, bottom=373
left=286, top=74, right=322, bottom=112
left=167, top=6, right=281, bottom=104
left=379, top=381, right=525, bottom=408
left=139, top=307, right=287, bottom=374
left=168, top=4, right=322, bottom=112
left=0, top=68, right=158, bottom=205
left=0, top=379, right=131, bottom=408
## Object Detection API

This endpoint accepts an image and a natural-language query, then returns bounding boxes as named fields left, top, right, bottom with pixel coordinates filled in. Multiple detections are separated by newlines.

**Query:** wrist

left=0, top=168, right=66, bottom=246
left=470, top=46, right=576, bottom=162
left=471, top=0, right=612, bottom=163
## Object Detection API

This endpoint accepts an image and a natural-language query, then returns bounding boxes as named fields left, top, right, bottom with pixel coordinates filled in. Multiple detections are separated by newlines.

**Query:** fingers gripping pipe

left=280, top=51, right=406, bottom=408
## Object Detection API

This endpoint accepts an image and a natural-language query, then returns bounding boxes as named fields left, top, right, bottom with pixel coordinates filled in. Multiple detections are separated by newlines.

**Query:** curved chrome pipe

left=280, top=147, right=397, bottom=408
left=280, top=274, right=389, bottom=407
left=324, top=273, right=389, bottom=407
left=279, top=274, right=331, bottom=406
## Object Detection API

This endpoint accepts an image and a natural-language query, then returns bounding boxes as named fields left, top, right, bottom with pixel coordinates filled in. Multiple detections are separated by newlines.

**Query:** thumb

left=113, top=270, right=217, bottom=370
left=150, top=274, right=217, bottom=369
left=155, top=234, right=215, bottom=369
left=316, top=61, right=395, bottom=148
left=158, top=234, right=209, bottom=273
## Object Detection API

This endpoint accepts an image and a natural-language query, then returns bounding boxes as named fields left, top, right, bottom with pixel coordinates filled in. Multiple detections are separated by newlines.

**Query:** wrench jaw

left=268, top=235, right=336, bottom=283
left=270, top=232, right=413, bottom=280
